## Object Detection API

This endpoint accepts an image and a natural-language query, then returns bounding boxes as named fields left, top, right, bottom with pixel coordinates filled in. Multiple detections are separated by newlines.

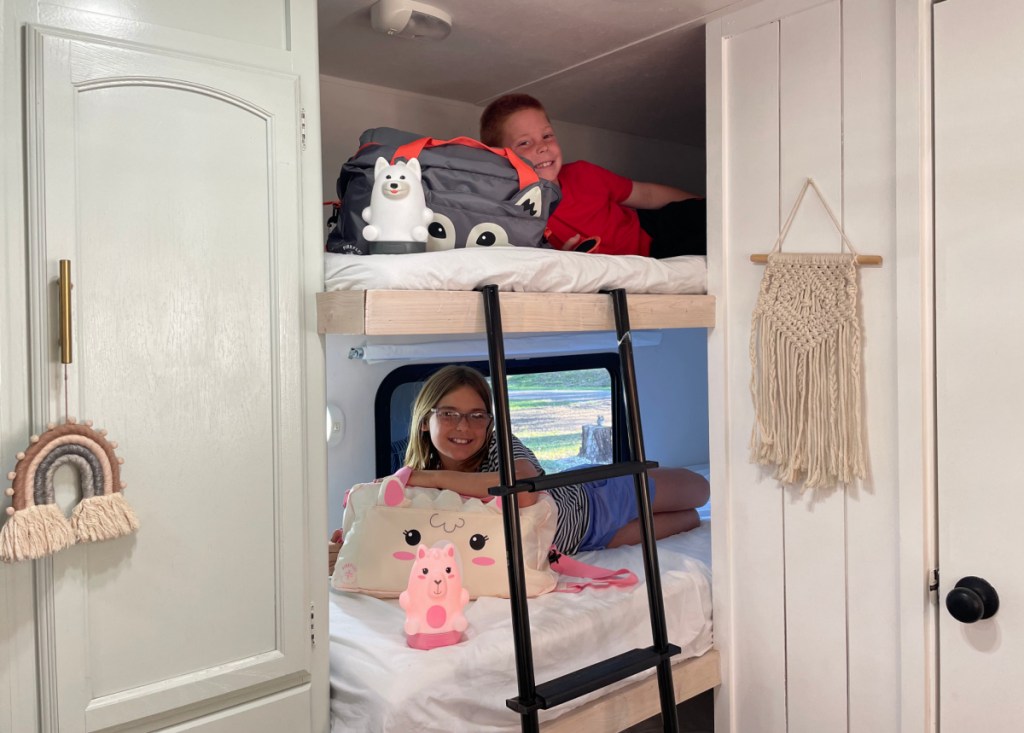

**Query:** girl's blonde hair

left=404, top=365, right=494, bottom=470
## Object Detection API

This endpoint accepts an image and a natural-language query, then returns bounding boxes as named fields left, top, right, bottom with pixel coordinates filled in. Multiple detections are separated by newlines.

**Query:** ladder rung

left=505, top=644, right=682, bottom=714
left=488, top=461, right=659, bottom=497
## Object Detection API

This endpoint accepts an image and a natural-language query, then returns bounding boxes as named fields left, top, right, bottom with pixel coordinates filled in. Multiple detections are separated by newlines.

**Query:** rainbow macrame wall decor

left=1, top=418, right=139, bottom=563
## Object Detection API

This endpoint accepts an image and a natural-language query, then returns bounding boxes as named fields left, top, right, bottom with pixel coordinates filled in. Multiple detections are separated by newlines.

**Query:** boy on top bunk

left=479, top=93, right=707, bottom=258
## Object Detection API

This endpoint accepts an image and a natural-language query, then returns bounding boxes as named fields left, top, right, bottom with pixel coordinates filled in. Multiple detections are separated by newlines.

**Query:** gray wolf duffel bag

left=327, top=128, right=561, bottom=255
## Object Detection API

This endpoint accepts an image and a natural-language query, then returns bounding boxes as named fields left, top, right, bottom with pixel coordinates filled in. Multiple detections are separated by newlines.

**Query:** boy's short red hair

left=479, top=94, right=547, bottom=147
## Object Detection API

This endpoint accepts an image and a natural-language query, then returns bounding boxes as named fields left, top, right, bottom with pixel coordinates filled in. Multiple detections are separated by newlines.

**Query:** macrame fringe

left=0, top=504, right=76, bottom=563
left=71, top=493, right=140, bottom=543
left=749, top=253, right=866, bottom=490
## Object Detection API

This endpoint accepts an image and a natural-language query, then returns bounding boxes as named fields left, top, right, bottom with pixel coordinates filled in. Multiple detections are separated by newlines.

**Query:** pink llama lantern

left=399, top=542, right=470, bottom=650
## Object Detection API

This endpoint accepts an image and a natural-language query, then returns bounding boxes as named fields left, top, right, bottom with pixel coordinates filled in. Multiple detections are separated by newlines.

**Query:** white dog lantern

left=361, top=157, right=433, bottom=253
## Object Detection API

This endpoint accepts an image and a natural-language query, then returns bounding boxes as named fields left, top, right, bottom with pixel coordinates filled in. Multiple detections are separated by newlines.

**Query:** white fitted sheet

left=328, top=522, right=713, bottom=733
left=324, top=249, right=707, bottom=294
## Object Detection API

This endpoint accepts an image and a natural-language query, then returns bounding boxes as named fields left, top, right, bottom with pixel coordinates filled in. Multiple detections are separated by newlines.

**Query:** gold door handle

left=59, top=259, right=72, bottom=364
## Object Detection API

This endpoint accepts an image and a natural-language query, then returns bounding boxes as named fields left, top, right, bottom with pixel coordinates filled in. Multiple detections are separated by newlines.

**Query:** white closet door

left=25, top=26, right=314, bottom=731
left=935, top=0, right=1024, bottom=729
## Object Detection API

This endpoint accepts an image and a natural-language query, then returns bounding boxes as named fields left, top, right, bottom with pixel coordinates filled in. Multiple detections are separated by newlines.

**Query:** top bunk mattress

left=324, top=248, right=707, bottom=294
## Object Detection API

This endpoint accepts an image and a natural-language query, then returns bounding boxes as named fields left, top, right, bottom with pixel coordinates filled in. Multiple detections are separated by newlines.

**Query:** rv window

left=374, top=355, right=625, bottom=477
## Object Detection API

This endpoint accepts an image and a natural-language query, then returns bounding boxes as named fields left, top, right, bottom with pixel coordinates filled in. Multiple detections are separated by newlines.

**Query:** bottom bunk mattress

left=328, top=522, right=713, bottom=733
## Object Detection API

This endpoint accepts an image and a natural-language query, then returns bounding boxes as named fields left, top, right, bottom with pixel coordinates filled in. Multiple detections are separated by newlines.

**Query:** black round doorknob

left=945, top=576, right=999, bottom=623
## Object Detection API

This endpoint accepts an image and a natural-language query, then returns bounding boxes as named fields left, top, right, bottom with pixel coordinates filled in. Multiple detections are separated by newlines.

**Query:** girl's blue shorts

left=577, top=474, right=657, bottom=552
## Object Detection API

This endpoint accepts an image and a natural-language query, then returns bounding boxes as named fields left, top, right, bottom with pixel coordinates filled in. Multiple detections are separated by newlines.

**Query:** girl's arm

left=409, top=458, right=541, bottom=507
left=623, top=181, right=700, bottom=210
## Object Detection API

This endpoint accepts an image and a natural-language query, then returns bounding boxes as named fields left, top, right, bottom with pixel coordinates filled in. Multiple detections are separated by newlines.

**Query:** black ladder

left=478, top=284, right=681, bottom=733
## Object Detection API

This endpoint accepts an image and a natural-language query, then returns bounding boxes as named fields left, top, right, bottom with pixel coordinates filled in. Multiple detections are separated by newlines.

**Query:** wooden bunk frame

left=318, top=286, right=719, bottom=731
left=546, top=650, right=721, bottom=733
left=316, top=289, right=716, bottom=334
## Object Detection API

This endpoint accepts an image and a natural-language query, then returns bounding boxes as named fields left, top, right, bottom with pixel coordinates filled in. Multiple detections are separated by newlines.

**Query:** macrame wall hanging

left=1, top=261, right=139, bottom=562
left=749, top=178, right=879, bottom=490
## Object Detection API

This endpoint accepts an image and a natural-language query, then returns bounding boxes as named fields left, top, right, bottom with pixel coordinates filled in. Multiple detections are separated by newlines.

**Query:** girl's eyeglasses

left=430, top=408, right=493, bottom=428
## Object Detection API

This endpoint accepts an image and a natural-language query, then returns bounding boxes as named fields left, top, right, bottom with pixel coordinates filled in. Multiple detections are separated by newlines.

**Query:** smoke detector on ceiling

left=370, top=0, right=453, bottom=41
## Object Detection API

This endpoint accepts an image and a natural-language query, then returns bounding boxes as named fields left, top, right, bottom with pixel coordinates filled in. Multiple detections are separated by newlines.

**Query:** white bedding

left=324, top=249, right=707, bottom=294
left=328, top=523, right=713, bottom=733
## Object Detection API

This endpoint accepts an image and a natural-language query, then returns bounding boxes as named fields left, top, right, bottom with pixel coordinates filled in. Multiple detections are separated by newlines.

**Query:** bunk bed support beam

left=316, top=290, right=716, bottom=335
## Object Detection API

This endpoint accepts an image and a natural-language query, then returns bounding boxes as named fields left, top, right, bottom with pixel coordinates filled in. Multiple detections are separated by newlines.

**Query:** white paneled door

left=15, top=23, right=323, bottom=732
left=935, top=0, right=1024, bottom=728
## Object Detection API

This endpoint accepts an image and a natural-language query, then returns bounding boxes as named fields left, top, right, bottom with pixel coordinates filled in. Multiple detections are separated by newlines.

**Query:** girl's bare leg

left=606, top=509, right=700, bottom=548
left=649, top=467, right=710, bottom=512
left=605, top=467, right=709, bottom=548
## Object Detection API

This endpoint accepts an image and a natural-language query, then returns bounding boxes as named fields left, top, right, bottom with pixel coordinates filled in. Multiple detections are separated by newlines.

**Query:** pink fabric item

left=548, top=547, right=639, bottom=594
left=393, top=465, right=413, bottom=486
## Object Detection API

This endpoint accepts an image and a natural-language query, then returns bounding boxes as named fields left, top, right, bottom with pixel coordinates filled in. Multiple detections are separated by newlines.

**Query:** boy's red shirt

left=546, top=160, right=651, bottom=257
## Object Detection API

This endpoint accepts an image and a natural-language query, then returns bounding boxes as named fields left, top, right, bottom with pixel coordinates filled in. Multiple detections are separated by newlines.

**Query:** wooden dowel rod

left=749, top=253, right=883, bottom=265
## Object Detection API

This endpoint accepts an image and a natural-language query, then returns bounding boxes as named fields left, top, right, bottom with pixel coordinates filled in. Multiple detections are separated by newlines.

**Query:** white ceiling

left=317, top=0, right=749, bottom=147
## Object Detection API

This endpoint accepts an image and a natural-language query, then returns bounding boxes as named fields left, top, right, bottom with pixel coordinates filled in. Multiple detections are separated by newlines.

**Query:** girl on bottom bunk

left=403, top=364, right=709, bottom=555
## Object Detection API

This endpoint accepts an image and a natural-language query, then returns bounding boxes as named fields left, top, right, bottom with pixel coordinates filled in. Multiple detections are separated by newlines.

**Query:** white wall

left=708, top=0, right=901, bottom=731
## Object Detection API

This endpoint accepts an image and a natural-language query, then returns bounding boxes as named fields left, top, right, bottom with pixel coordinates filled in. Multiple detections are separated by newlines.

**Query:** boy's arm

left=408, top=459, right=541, bottom=506
left=623, top=181, right=701, bottom=210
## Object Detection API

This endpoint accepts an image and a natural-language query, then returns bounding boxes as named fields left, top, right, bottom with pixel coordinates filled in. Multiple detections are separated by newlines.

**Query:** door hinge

left=929, top=568, right=940, bottom=593
left=310, top=602, right=316, bottom=647
left=300, top=108, right=307, bottom=152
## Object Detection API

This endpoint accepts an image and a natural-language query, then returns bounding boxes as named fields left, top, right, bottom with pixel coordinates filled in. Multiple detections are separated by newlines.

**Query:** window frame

left=373, top=353, right=627, bottom=477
